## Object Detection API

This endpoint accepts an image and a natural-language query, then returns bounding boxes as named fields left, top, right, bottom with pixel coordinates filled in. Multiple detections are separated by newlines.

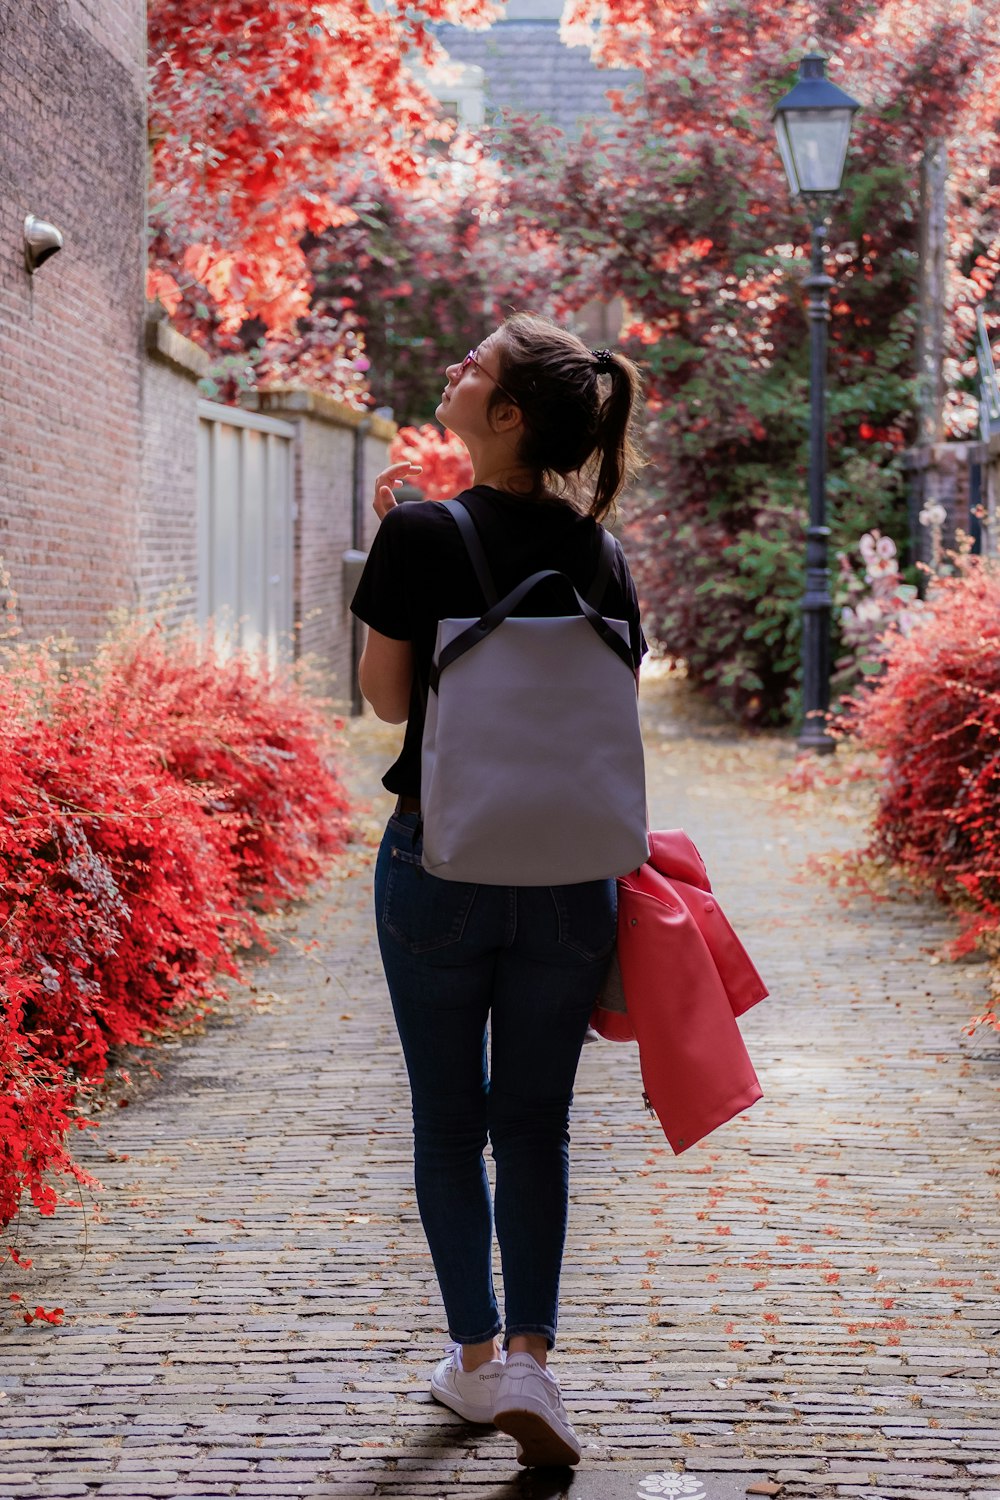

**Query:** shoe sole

left=493, top=1406, right=581, bottom=1467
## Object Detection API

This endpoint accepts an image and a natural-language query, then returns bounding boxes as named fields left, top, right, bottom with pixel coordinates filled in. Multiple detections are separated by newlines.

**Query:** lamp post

left=772, top=47, right=860, bottom=753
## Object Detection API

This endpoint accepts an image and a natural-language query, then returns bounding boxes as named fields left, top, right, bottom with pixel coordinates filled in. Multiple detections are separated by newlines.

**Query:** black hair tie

left=590, top=348, right=616, bottom=373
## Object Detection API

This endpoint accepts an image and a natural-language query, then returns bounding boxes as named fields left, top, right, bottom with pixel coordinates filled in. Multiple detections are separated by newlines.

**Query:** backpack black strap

left=434, top=500, right=632, bottom=691
left=430, top=569, right=635, bottom=692
left=446, top=497, right=617, bottom=613
left=442, top=498, right=499, bottom=608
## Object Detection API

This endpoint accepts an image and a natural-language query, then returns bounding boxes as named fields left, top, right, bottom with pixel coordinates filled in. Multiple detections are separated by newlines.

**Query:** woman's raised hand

left=374, top=461, right=422, bottom=520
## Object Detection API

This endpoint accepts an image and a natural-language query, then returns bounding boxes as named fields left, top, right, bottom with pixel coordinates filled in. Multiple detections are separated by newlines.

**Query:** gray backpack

left=420, top=499, right=649, bottom=886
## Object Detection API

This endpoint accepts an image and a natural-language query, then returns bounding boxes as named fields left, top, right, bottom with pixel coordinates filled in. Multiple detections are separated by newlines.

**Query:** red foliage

left=481, top=0, right=1000, bottom=722
left=389, top=424, right=474, bottom=501
left=0, top=626, right=352, bottom=1238
left=89, top=627, right=351, bottom=906
left=147, top=0, right=499, bottom=395
left=9, top=1292, right=65, bottom=1326
left=0, top=953, right=97, bottom=1227
left=308, top=165, right=508, bottom=423
left=839, top=561, right=1000, bottom=1023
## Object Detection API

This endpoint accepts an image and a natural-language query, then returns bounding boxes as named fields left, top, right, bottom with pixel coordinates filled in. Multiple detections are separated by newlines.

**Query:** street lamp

left=772, top=47, right=860, bottom=753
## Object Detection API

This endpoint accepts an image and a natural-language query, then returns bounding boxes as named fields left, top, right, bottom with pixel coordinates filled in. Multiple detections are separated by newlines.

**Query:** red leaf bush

left=88, top=627, right=351, bottom=907
left=389, top=423, right=474, bottom=501
left=0, top=955, right=97, bottom=1227
left=1, top=623, right=352, bottom=1239
left=839, top=560, right=1000, bottom=1029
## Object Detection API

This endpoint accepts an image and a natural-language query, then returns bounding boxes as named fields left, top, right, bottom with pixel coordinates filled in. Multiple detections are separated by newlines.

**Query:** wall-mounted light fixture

left=24, top=214, right=64, bottom=274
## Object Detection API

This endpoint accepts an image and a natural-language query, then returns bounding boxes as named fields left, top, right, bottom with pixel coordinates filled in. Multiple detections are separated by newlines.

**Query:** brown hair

left=488, top=312, right=645, bottom=522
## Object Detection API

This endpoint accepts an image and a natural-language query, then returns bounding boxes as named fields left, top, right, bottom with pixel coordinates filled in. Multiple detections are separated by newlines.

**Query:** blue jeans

left=374, top=812, right=616, bottom=1349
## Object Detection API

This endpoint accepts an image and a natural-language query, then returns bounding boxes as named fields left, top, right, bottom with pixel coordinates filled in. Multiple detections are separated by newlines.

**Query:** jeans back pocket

left=549, top=879, right=617, bottom=961
left=381, top=845, right=479, bottom=954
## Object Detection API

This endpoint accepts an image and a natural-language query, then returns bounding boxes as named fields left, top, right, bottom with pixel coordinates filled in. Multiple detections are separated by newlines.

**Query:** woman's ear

left=491, top=399, right=523, bottom=436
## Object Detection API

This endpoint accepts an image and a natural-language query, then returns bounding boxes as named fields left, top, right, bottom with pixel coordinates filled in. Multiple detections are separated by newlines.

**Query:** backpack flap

left=421, top=570, right=649, bottom=886
left=429, top=567, right=635, bottom=689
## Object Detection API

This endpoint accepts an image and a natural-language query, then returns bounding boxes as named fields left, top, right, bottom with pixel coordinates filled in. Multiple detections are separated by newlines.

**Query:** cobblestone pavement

left=1, top=671, right=998, bottom=1500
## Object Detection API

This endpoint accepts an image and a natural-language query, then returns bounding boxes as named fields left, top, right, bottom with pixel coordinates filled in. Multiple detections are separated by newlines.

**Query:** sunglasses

left=459, top=349, right=519, bottom=406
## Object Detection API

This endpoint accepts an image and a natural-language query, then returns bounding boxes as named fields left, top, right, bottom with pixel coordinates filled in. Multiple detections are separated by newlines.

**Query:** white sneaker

left=430, top=1344, right=505, bottom=1423
left=492, top=1353, right=582, bottom=1467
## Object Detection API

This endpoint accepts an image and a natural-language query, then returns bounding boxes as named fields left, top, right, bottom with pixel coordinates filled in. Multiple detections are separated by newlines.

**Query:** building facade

left=1, top=0, right=147, bottom=645
left=1, top=0, right=390, bottom=702
left=435, top=0, right=639, bottom=136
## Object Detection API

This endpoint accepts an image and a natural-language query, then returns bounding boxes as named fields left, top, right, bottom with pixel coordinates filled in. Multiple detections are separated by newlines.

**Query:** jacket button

left=630, top=918, right=638, bottom=926
left=705, top=901, right=715, bottom=913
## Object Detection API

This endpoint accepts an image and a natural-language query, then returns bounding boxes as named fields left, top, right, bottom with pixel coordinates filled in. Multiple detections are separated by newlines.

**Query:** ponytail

left=589, top=350, right=645, bottom=522
left=490, top=314, right=646, bottom=522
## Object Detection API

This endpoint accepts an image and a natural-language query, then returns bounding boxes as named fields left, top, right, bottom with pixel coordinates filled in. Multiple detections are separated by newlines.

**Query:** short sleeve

left=613, top=537, right=648, bottom=667
left=350, top=506, right=413, bottom=641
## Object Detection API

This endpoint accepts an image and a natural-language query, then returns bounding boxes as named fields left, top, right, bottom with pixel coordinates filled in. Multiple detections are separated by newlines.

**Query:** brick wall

left=904, top=440, right=981, bottom=566
left=66, top=0, right=143, bottom=74
left=139, top=316, right=206, bottom=628
left=0, top=0, right=146, bottom=649
left=1, top=0, right=393, bottom=687
left=987, top=434, right=1000, bottom=556
left=361, top=431, right=392, bottom=553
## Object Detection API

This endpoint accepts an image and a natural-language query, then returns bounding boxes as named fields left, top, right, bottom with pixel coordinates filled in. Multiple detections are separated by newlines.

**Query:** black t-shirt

left=350, top=485, right=648, bottom=797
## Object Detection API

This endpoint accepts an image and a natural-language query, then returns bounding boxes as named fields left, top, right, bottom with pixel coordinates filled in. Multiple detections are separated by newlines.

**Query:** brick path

left=1, top=670, right=998, bottom=1500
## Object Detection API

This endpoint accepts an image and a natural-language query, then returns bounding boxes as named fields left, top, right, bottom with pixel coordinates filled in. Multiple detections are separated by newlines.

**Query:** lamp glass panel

left=783, top=108, right=853, bottom=193
left=773, top=113, right=800, bottom=195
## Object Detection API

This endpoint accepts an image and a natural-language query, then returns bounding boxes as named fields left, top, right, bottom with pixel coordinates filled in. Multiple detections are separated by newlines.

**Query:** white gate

left=196, top=400, right=296, bottom=666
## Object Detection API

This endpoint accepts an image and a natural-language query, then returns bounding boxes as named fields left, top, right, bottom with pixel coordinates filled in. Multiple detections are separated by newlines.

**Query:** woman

left=350, top=312, right=646, bottom=1468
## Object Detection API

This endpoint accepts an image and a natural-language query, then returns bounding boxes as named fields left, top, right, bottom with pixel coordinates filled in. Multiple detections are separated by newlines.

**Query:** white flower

left=919, top=502, right=947, bottom=528
left=875, top=534, right=897, bottom=560
left=855, top=599, right=883, bottom=624
left=637, top=1475, right=707, bottom=1499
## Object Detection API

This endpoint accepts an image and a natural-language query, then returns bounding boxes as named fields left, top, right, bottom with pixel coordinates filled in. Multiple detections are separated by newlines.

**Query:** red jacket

left=590, top=829, right=767, bottom=1154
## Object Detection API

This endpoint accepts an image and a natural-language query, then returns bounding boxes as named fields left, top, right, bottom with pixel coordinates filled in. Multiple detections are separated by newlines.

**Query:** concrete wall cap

left=903, top=440, right=982, bottom=470
left=255, top=385, right=396, bottom=441
left=145, top=309, right=211, bottom=379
